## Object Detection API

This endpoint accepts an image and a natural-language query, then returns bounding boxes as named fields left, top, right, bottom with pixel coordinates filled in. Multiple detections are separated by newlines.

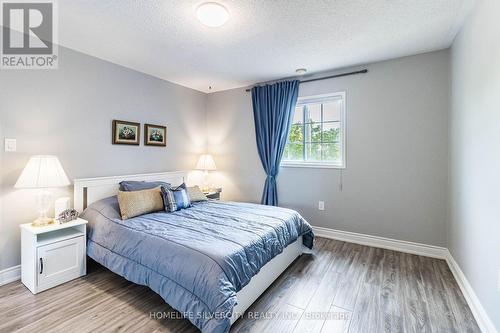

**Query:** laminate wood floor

left=0, top=237, right=480, bottom=333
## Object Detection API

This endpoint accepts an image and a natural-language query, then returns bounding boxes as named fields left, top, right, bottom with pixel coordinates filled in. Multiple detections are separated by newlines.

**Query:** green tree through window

left=283, top=93, right=345, bottom=167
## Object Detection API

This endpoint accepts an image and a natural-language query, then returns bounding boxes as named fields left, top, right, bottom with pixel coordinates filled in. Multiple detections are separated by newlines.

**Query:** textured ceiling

left=58, top=0, right=473, bottom=93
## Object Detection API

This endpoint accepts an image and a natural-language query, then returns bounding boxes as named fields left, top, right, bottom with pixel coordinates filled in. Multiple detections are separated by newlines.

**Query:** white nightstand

left=20, top=218, right=87, bottom=294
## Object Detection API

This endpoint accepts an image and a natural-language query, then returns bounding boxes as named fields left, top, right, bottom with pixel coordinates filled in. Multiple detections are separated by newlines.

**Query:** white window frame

left=281, top=91, right=346, bottom=169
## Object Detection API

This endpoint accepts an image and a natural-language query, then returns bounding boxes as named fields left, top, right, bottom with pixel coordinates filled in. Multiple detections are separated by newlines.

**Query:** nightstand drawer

left=36, top=236, right=85, bottom=292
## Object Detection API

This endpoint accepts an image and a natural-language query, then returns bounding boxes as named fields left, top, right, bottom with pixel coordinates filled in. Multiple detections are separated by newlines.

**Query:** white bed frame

left=73, top=171, right=305, bottom=324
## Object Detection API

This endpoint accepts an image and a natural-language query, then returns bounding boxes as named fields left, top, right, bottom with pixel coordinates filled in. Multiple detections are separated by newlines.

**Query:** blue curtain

left=251, top=80, right=300, bottom=206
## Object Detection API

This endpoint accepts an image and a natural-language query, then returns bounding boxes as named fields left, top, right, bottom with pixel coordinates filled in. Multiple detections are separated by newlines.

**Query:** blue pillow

left=119, top=180, right=171, bottom=191
left=161, top=183, right=191, bottom=212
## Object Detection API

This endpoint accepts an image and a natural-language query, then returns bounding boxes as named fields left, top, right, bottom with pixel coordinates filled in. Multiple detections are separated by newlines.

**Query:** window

left=282, top=92, right=346, bottom=168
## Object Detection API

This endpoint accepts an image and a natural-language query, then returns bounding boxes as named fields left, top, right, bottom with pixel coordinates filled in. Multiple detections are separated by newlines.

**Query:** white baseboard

left=312, top=226, right=448, bottom=259
left=312, top=225, right=497, bottom=333
left=0, top=265, right=21, bottom=286
left=1, top=228, right=497, bottom=333
left=445, top=252, right=498, bottom=333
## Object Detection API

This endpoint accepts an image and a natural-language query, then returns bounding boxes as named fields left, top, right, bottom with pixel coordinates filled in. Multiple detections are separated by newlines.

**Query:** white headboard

left=73, top=171, right=187, bottom=212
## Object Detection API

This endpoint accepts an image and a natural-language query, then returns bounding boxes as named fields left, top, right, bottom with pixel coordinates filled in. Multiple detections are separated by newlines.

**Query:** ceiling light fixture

left=196, top=2, right=229, bottom=27
left=296, top=68, right=307, bottom=75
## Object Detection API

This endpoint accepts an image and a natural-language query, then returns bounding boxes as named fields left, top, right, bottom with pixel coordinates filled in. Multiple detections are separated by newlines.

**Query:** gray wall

left=0, top=47, right=451, bottom=272
left=449, top=0, right=500, bottom=329
left=207, top=50, right=450, bottom=247
left=0, top=46, right=207, bottom=270
left=2, top=14, right=496, bottom=328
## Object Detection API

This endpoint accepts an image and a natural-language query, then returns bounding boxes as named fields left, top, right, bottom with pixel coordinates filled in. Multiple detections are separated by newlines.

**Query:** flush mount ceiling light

left=196, top=2, right=229, bottom=27
left=296, top=68, right=307, bottom=75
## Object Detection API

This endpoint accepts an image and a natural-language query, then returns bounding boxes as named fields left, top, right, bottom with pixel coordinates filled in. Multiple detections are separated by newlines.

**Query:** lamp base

left=31, top=217, right=55, bottom=227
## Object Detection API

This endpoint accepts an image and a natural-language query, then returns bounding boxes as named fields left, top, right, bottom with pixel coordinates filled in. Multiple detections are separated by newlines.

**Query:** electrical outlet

left=318, top=201, right=325, bottom=211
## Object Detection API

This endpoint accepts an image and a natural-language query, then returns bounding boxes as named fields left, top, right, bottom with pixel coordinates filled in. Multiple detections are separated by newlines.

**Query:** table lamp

left=15, top=155, right=71, bottom=226
left=195, top=154, right=216, bottom=192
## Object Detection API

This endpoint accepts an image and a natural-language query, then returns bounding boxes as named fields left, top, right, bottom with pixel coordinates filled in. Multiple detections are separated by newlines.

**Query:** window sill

left=281, top=162, right=345, bottom=169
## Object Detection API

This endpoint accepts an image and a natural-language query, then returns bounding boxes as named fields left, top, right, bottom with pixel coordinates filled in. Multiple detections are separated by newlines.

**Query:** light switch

left=4, top=138, right=16, bottom=152
left=318, top=201, right=325, bottom=211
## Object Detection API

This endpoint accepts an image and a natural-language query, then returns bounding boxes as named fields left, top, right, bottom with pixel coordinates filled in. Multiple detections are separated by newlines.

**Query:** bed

left=74, top=171, right=314, bottom=333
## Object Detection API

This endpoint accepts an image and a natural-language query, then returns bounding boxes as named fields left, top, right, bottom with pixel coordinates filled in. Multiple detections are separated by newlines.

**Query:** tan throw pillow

left=117, top=186, right=164, bottom=220
left=187, top=185, right=208, bottom=202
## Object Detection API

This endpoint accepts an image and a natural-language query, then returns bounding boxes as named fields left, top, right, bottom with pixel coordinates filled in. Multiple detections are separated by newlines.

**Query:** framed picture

left=112, top=120, right=140, bottom=145
left=144, top=123, right=167, bottom=146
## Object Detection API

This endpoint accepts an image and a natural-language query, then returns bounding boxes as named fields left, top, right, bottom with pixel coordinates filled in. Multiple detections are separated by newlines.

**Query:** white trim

left=296, top=92, right=345, bottom=105
left=1, top=223, right=495, bottom=333
left=281, top=161, right=345, bottom=169
left=0, top=265, right=21, bottom=286
left=312, top=225, right=498, bottom=332
left=1, top=225, right=497, bottom=332
left=312, top=226, right=448, bottom=259
left=445, top=252, right=498, bottom=333
left=284, top=91, right=347, bottom=169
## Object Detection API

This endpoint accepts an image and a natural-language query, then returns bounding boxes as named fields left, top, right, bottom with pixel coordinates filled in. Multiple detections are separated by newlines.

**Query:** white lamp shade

left=15, top=155, right=71, bottom=189
left=195, top=154, right=217, bottom=171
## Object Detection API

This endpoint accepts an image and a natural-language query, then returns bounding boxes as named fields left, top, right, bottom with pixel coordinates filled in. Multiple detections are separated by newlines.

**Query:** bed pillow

left=119, top=180, right=171, bottom=191
left=161, top=183, right=191, bottom=212
left=117, top=186, right=164, bottom=219
left=187, top=185, right=208, bottom=202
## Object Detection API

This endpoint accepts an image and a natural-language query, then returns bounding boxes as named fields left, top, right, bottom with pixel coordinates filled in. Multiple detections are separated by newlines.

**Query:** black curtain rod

left=245, top=69, right=368, bottom=92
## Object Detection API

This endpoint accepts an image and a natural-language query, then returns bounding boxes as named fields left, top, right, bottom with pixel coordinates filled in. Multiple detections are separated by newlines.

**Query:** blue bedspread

left=81, top=197, right=314, bottom=333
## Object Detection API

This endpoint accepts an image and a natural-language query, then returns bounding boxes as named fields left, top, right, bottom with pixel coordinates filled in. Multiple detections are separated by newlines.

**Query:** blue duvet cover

left=81, top=197, right=314, bottom=333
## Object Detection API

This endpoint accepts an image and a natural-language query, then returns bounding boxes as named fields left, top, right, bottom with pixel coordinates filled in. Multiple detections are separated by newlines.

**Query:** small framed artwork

left=144, top=124, right=167, bottom=146
left=112, top=120, right=140, bottom=145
